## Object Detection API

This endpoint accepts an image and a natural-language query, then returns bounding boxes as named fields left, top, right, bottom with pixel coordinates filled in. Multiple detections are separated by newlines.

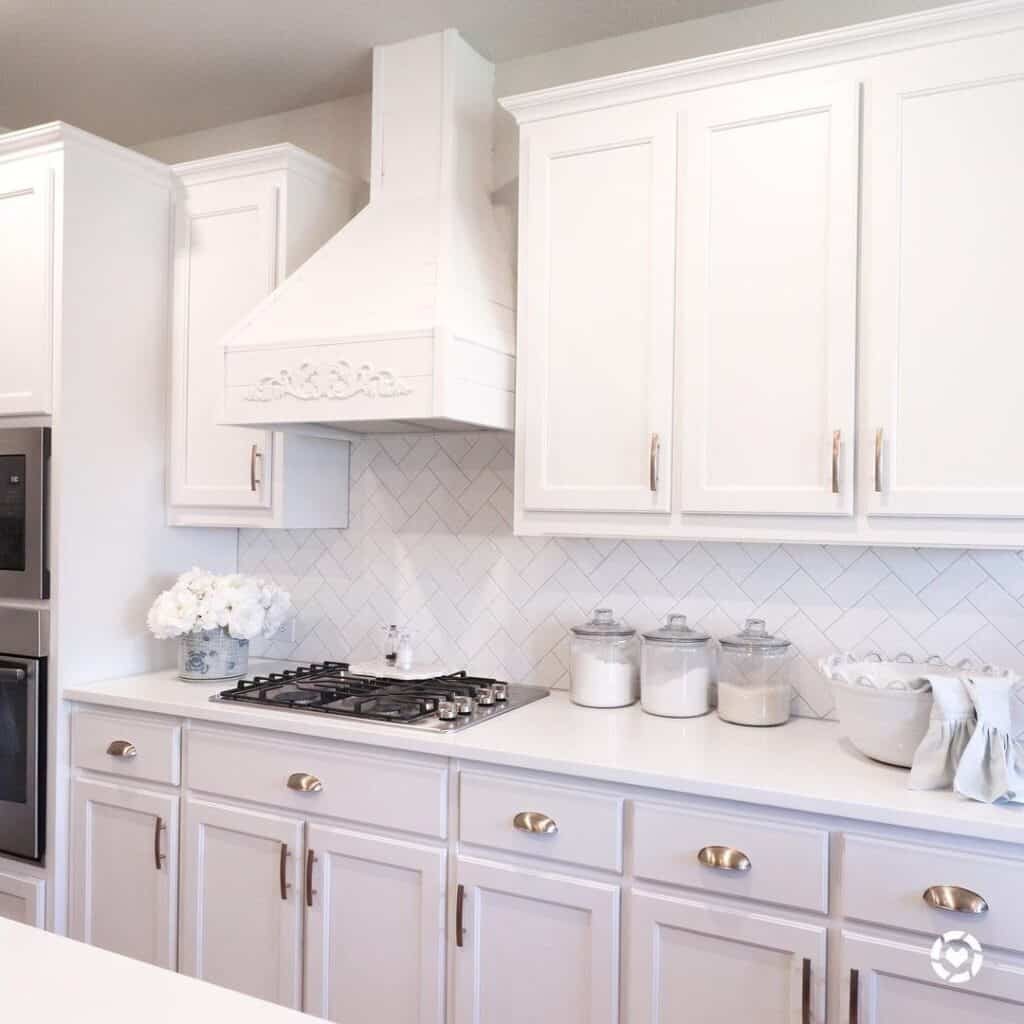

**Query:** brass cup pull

left=922, top=885, right=989, bottom=915
left=154, top=817, right=166, bottom=870
left=697, top=845, right=752, bottom=872
left=287, top=772, right=323, bottom=793
left=512, top=811, right=558, bottom=835
left=107, top=740, right=137, bottom=759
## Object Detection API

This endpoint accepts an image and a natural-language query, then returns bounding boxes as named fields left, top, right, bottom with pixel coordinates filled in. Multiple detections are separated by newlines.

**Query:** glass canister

left=717, top=618, right=794, bottom=726
left=569, top=608, right=640, bottom=708
left=641, top=614, right=715, bottom=718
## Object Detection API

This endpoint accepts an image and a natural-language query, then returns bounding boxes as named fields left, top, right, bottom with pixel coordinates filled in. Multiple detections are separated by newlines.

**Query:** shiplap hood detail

left=221, top=30, right=515, bottom=432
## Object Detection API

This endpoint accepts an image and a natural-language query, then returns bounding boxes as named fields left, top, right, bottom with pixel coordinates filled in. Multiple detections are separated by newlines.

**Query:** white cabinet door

left=0, top=158, right=54, bottom=417
left=519, top=104, right=676, bottom=513
left=170, top=175, right=278, bottom=509
left=181, top=797, right=303, bottom=1009
left=842, top=930, right=1024, bottom=1023
left=304, top=824, right=446, bottom=1024
left=69, top=778, right=178, bottom=969
left=678, top=80, right=859, bottom=515
left=453, top=856, right=620, bottom=1024
left=627, top=889, right=826, bottom=1023
left=0, top=870, right=44, bottom=927
left=864, top=35, right=1024, bottom=517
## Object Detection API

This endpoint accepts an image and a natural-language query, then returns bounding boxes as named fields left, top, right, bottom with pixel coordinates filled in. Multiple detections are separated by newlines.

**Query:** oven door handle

left=0, top=668, right=27, bottom=683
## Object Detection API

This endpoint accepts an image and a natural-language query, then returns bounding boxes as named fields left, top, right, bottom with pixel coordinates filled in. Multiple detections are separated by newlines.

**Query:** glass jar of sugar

left=640, top=614, right=715, bottom=718
left=717, top=618, right=794, bottom=726
left=569, top=608, right=640, bottom=708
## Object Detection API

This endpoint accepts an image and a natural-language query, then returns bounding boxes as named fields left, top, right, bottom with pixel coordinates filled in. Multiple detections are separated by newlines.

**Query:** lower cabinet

left=304, top=824, right=446, bottom=1024
left=0, top=869, right=45, bottom=926
left=69, top=778, right=178, bottom=968
left=842, top=931, right=1024, bottom=1024
left=453, top=856, right=620, bottom=1024
left=627, top=889, right=826, bottom=1023
left=181, top=797, right=304, bottom=1008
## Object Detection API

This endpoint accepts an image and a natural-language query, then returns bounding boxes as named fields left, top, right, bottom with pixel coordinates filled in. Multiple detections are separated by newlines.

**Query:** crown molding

left=172, top=143, right=353, bottom=188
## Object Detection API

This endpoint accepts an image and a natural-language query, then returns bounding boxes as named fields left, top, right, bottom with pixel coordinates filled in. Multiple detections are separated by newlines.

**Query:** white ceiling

left=0, top=0, right=773, bottom=144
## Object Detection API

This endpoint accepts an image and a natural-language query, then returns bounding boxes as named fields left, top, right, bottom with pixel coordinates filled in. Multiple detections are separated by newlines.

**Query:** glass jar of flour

left=569, top=608, right=640, bottom=708
left=640, top=614, right=715, bottom=718
left=717, top=618, right=794, bottom=726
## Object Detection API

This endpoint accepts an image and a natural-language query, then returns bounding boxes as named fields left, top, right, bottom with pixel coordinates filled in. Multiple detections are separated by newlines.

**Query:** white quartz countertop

left=65, top=664, right=1024, bottom=847
left=0, top=918, right=323, bottom=1024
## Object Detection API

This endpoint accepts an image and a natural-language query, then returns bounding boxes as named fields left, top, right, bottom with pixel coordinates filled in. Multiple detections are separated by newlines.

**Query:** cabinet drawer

left=187, top=728, right=448, bottom=838
left=459, top=771, right=623, bottom=872
left=72, top=710, right=181, bottom=786
left=633, top=802, right=829, bottom=913
left=844, top=834, right=1024, bottom=954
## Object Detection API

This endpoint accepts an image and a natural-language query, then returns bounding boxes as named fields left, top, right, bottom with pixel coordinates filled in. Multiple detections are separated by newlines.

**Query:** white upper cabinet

left=518, top=104, right=676, bottom=514
left=678, top=80, right=860, bottom=516
left=863, top=33, right=1024, bottom=518
left=168, top=146, right=360, bottom=528
left=0, top=155, right=54, bottom=417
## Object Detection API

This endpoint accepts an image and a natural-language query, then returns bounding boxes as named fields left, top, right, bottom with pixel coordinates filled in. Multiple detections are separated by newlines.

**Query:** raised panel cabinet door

left=842, top=930, right=1024, bottom=1024
left=864, top=33, right=1024, bottom=517
left=453, top=856, right=620, bottom=1024
left=519, top=104, right=676, bottom=513
left=678, top=80, right=860, bottom=515
left=0, top=870, right=44, bottom=927
left=627, top=889, right=826, bottom=1024
left=181, top=797, right=304, bottom=1009
left=0, top=158, right=54, bottom=417
left=69, top=778, right=178, bottom=969
left=304, top=824, right=446, bottom=1024
left=169, top=175, right=278, bottom=509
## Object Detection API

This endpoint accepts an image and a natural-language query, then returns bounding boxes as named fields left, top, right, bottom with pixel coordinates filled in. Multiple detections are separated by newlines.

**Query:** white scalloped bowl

left=828, top=678, right=933, bottom=767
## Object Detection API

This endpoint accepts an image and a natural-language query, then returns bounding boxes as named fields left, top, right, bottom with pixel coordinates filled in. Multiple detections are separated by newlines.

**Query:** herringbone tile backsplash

left=240, top=433, right=1024, bottom=720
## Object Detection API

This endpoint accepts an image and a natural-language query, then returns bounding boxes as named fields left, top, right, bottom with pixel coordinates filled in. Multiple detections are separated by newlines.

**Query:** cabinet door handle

left=697, top=845, right=751, bottom=872
left=802, top=957, right=811, bottom=1024
left=649, top=433, right=660, bottom=492
left=831, top=430, right=841, bottom=495
left=305, top=848, right=317, bottom=908
left=512, top=811, right=558, bottom=835
left=154, top=817, right=166, bottom=870
left=279, top=843, right=290, bottom=900
left=849, top=968, right=859, bottom=1024
left=250, top=444, right=263, bottom=492
left=287, top=772, right=323, bottom=793
left=455, top=883, right=465, bottom=948
left=922, top=885, right=988, bottom=914
left=107, top=740, right=137, bottom=759
left=874, top=428, right=883, bottom=493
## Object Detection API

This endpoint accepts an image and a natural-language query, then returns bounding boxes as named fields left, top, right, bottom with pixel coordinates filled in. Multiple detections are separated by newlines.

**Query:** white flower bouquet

left=147, top=568, right=292, bottom=680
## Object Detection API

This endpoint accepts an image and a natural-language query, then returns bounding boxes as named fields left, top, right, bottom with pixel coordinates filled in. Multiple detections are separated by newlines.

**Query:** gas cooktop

left=211, top=662, right=548, bottom=733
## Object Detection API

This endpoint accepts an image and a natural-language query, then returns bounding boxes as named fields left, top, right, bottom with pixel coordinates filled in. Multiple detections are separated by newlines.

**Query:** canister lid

left=571, top=607, right=636, bottom=637
left=719, top=617, right=791, bottom=651
left=642, top=613, right=710, bottom=645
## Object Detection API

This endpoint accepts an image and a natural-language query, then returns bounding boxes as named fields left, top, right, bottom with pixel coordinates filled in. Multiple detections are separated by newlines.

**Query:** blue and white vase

left=178, top=628, right=249, bottom=681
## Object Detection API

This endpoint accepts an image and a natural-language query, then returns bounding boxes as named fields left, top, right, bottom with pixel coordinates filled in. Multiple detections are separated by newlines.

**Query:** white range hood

left=221, top=30, right=515, bottom=433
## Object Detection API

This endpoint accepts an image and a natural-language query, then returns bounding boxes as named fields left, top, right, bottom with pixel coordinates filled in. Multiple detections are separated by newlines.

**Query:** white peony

left=147, top=569, right=293, bottom=641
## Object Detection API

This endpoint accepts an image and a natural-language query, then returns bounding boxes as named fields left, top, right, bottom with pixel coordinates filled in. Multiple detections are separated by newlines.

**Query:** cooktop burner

left=211, top=662, right=548, bottom=733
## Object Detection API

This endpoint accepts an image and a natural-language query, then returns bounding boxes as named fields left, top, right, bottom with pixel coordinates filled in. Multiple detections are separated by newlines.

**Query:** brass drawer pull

left=697, top=845, right=751, bottom=872
left=455, top=883, right=465, bottom=948
left=649, top=433, right=660, bottom=492
left=250, top=444, right=263, bottom=492
left=922, top=884, right=988, bottom=915
left=305, top=848, right=317, bottom=908
left=512, top=811, right=558, bottom=835
left=874, top=427, right=883, bottom=493
left=287, top=772, right=323, bottom=793
left=279, top=843, right=290, bottom=900
left=831, top=429, right=841, bottom=494
left=107, top=740, right=137, bottom=759
left=154, top=816, right=166, bottom=870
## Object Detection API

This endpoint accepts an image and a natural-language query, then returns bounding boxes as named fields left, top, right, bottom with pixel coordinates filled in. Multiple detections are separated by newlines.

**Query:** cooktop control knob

left=476, top=686, right=495, bottom=706
left=492, top=682, right=508, bottom=702
left=437, top=700, right=458, bottom=721
left=454, top=695, right=475, bottom=715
